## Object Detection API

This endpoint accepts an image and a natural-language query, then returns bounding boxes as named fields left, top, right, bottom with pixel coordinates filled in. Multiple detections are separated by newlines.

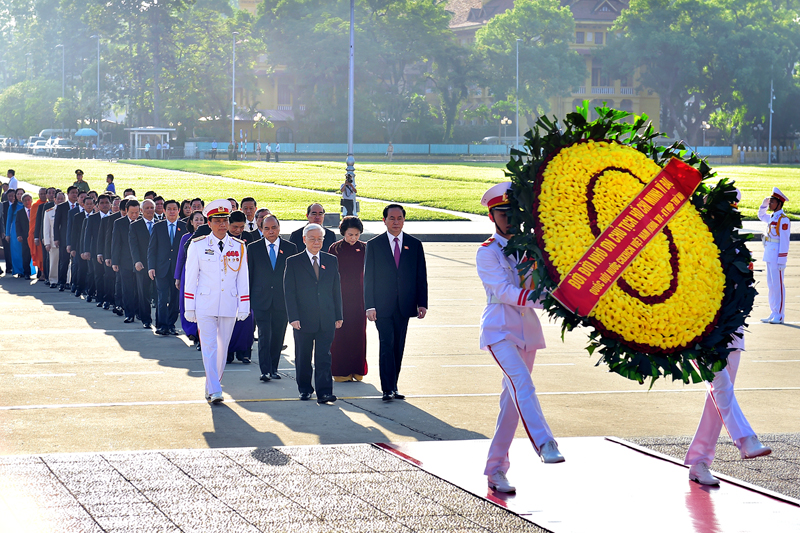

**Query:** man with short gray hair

left=283, top=223, right=343, bottom=403
left=129, top=198, right=157, bottom=329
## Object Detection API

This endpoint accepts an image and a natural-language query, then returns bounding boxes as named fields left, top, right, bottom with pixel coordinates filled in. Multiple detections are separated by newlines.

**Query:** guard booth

left=125, top=127, right=176, bottom=159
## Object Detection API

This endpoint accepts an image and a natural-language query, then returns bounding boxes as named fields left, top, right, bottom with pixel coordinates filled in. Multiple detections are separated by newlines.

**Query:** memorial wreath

left=504, top=102, right=756, bottom=386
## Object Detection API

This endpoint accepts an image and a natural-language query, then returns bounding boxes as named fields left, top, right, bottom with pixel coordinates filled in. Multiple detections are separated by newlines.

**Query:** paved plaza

left=0, top=242, right=798, bottom=531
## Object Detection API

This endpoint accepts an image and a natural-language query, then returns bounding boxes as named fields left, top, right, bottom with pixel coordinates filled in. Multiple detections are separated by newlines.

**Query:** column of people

left=4, top=172, right=429, bottom=409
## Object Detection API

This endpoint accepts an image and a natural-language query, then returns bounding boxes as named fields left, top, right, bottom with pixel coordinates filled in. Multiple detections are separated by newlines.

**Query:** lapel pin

left=404, top=246, right=409, bottom=250
left=321, top=264, right=326, bottom=269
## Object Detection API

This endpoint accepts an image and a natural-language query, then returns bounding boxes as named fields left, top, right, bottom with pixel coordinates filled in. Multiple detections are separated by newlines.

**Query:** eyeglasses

left=305, top=237, right=324, bottom=243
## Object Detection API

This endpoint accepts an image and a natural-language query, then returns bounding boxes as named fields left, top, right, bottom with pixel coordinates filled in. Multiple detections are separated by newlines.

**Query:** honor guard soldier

left=184, top=199, right=250, bottom=403
left=758, top=187, right=790, bottom=324
left=477, top=182, right=564, bottom=494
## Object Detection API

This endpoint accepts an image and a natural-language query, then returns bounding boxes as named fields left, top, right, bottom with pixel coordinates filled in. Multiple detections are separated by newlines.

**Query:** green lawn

left=2, top=159, right=462, bottom=221
left=714, top=165, right=800, bottom=220
left=126, top=159, right=508, bottom=215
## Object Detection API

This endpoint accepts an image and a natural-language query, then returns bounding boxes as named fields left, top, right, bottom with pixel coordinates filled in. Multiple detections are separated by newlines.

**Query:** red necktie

left=393, top=237, right=401, bottom=268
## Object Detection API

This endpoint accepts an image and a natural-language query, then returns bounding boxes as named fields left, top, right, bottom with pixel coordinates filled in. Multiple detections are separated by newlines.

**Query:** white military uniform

left=685, top=327, right=754, bottom=467
left=477, top=232, right=555, bottom=476
left=757, top=190, right=790, bottom=322
left=184, top=232, right=250, bottom=396
left=42, top=205, right=59, bottom=285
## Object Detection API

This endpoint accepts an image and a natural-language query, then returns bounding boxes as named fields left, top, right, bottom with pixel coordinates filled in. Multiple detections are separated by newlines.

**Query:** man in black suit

left=283, top=223, right=343, bottom=404
left=147, top=199, right=187, bottom=335
left=248, top=214, right=297, bottom=382
left=70, top=193, right=93, bottom=298
left=15, top=193, right=33, bottom=279
left=54, top=186, right=79, bottom=290
left=129, top=199, right=157, bottom=329
left=83, top=194, right=111, bottom=307
left=288, top=203, right=336, bottom=253
left=364, top=204, right=428, bottom=402
left=103, top=198, right=124, bottom=314
left=66, top=190, right=87, bottom=293
left=79, top=195, right=101, bottom=302
left=112, top=199, right=140, bottom=323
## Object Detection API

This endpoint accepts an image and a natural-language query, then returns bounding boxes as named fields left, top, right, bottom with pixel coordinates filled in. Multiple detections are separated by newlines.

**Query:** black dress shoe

left=143, top=323, right=152, bottom=329
left=58, top=285, right=65, bottom=291
left=96, top=301, right=104, bottom=307
left=269, top=373, right=281, bottom=380
left=86, top=296, right=93, bottom=303
left=260, top=374, right=271, bottom=382
left=124, top=317, right=135, bottom=323
left=241, top=357, right=251, bottom=364
left=154, top=328, right=166, bottom=335
left=168, top=328, right=179, bottom=335
left=317, top=394, right=337, bottom=404
left=114, top=307, right=124, bottom=316
left=392, top=391, right=406, bottom=400
left=382, top=392, right=393, bottom=402
left=103, top=303, right=110, bottom=310
left=51, top=283, right=58, bottom=289
left=299, top=392, right=312, bottom=401
left=74, top=291, right=81, bottom=297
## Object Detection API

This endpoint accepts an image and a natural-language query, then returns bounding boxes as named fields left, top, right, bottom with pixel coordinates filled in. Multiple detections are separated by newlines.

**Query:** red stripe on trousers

left=488, top=345, right=540, bottom=454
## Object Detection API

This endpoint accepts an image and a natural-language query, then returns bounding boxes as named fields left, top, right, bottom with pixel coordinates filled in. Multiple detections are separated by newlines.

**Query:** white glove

left=185, top=310, right=196, bottom=323
left=778, top=263, right=786, bottom=271
left=237, top=311, right=249, bottom=321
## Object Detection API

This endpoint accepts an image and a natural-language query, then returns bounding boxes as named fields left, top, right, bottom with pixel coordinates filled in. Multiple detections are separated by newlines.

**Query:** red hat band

left=487, top=192, right=510, bottom=209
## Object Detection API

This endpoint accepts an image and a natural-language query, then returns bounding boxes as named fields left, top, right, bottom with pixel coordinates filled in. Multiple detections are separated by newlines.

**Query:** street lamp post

left=232, top=32, right=239, bottom=151
left=516, top=38, right=521, bottom=149
left=768, top=78, right=774, bottom=165
left=501, top=116, right=512, bottom=148
left=345, top=0, right=356, bottom=190
left=55, top=45, right=64, bottom=135
left=90, top=35, right=100, bottom=140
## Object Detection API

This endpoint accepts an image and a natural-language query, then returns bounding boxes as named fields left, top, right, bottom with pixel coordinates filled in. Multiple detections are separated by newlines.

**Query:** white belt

left=764, top=237, right=779, bottom=243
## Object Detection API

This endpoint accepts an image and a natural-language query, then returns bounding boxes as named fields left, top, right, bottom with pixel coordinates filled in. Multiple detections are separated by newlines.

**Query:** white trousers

left=48, top=247, right=60, bottom=285
left=196, top=315, right=236, bottom=395
left=765, top=262, right=785, bottom=321
left=684, top=351, right=754, bottom=466
left=485, top=339, right=555, bottom=475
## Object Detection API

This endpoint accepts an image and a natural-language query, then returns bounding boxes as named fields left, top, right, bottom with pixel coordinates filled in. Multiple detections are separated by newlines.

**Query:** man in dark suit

left=15, top=193, right=33, bottom=279
left=66, top=190, right=87, bottom=293
left=288, top=203, right=336, bottom=253
left=364, top=204, right=428, bottom=402
left=83, top=194, right=111, bottom=307
left=129, top=199, right=157, bottom=329
left=79, top=195, right=100, bottom=302
left=248, top=214, right=297, bottom=382
left=103, top=198, right=124, bottom=314
left=0, top=189, right=11, bottom=275
left=54, top=186, right=79, bottom=290
left=147, top=199, right=187, bottom=335
left=283, top=223, right=343, bottom=404
left=112, top=199, right=140, bottom=323
left=69, top=193, right=92, bottom=297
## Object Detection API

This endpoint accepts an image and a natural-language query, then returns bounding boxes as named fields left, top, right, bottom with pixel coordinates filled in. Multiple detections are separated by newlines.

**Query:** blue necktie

left=169, top=223, right=175, bottom=244
left=147, top=220, right=153, bottom=235
left=269, top=243, right=277, bottom=269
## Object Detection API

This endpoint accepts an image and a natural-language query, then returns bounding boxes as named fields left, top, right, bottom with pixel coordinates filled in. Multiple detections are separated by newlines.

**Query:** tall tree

left=474, top=0, right=586, bottom=127
left=602, top=0, right=800, bottom=144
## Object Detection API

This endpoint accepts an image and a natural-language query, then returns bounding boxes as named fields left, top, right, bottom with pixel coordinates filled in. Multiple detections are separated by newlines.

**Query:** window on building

left=278, top=83, right=292, bottom=107
left=591, top=59, right=609, bottom=87
left=595, top=32, right=604, bottom=45
left=276, top=126, right=293, bottom=143
left=576, top=32, right=584, bottom=44
left=600, top=4, right=611, bottom=11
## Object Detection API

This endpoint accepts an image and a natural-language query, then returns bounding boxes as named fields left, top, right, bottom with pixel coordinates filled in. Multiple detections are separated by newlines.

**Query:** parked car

left=44, top=137, right=58, bottom=155
left=31, top=140, right=48, bottom=156
left=27, top=136, right=46, bottom=154
left=51, top=139, right=77, bottom=158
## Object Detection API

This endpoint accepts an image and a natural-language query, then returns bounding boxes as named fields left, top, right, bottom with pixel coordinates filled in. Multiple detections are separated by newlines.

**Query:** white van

left=38, top=129, right=74, bottom=139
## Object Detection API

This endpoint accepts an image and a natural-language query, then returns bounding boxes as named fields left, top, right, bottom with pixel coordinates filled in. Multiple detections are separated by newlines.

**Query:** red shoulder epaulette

left=481, top=237, right=496, bottom=247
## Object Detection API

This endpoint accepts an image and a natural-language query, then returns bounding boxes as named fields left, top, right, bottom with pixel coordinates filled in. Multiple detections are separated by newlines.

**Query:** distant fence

left=184, top=142, right=516, bottom=159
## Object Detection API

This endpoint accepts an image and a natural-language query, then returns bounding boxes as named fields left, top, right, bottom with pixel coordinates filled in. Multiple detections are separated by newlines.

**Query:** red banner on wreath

left=551, top=158, right=703, bottom=316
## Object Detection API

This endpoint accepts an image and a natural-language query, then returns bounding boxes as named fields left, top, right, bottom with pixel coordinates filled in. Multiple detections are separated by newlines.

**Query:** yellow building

left=447, top=0, right=660, bottom=131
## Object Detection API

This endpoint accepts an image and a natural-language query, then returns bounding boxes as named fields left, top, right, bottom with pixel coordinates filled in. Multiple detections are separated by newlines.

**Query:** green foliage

left=602, top=0, right=800, bottom=145
left=0, top=80, right=60, bottom=137
left=475, top=0, right=586, bottom=125
left=503, top=101, right=756, bottom=386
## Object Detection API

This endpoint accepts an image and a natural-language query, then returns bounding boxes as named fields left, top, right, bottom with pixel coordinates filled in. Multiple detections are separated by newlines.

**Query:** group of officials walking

left=5, top=171, right=429, bottom=410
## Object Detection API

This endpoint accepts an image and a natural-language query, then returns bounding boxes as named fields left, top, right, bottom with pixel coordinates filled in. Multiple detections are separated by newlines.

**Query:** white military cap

left=203, top=199, right=232, bottom=219
left=771, top=187, right=788, bottom=203
left=481, top=182, right=513, bottom=210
